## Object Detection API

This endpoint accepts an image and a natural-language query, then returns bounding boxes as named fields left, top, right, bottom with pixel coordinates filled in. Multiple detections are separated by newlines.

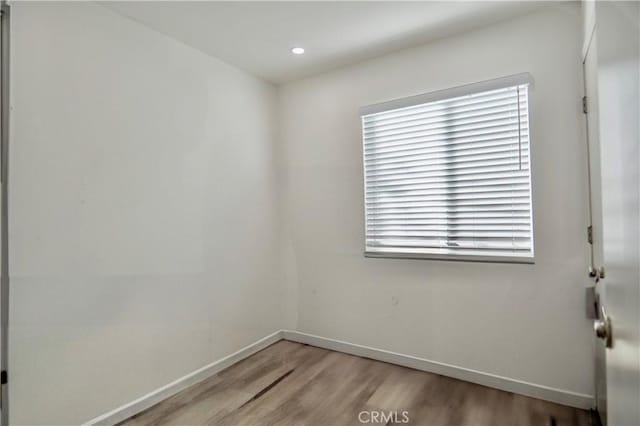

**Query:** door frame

left=1, top=2, right=9, bottom=425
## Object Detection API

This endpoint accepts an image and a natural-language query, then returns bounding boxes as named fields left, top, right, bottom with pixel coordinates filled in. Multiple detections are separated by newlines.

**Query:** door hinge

left=587, top=225, right=593, bottom=244
left=582, top=96, right=588, bottom=114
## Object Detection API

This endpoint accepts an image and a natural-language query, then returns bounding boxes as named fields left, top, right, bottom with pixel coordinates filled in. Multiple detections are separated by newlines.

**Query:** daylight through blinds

left=362, top=80, right=534, bottom=260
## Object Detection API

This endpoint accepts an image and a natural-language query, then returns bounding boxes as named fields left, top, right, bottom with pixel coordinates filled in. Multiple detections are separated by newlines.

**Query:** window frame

left=360, top=73, right=535, bottom=264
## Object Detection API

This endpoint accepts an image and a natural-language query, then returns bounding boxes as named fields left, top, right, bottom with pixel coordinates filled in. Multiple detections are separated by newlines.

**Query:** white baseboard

left=85, top=328, right=593, bottom=425
left=282, top=330, right=594, bottom=410
left=84, top=330, right=284, bottom=426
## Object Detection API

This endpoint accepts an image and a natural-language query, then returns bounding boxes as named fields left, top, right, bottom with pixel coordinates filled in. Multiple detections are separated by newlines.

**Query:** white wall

left=278, top=5, right=594, bottom=398
left=10, top=2, right=285, bottom=424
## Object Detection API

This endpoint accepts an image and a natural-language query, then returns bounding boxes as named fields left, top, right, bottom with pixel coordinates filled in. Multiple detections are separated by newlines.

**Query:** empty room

left=1, top=0, right=639, bottom=425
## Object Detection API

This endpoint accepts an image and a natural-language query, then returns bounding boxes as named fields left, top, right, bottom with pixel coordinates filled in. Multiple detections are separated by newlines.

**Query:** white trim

left=364, top=251, right=535, bottom=265
left=83, top=330, right=284, bottom=426
left=282, top=330, right=594, bottom=410
left=359, top=72, right=533, bottom=116
left=84, top=329, right=594, bottom=425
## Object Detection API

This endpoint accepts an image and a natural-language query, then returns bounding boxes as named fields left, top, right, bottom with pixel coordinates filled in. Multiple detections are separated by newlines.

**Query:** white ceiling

left=103, top=1, right=546, bottom=84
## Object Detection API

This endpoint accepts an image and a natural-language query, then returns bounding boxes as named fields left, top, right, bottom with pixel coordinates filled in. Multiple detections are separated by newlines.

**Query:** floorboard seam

left=240, top=368, right=296, bottom=408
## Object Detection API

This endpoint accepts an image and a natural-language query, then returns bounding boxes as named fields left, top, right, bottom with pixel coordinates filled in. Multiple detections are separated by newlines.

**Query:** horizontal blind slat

left=363, top=88, right=524, bottom=123
left=365, top=244, right=533, bottom=252
left=368, top=220, right=531, bottom=226
left=367, top=186, right=531, bottom=202
left=367, top=206, right=531, bottom=215
left=368, top=227, right=532, bottom=233
left=367, top=197, right=531, bottom=209
left=364, top=129, right=528, bottom=154
left=364, top=120, right=529, bottom=147
left=367, top=171, right=530, bottom=189
left=363, top=97, right=527, bottom=130
left=365, top=146, right=528, bottom=171
left=367, top=166, right=530, bottom=186
left=368, top=213, right=531, bottom=221
left=366, top=154, right=530, bottom=178
left=366, top=178, right=530, bottom=194
left=366, top=240, right=532, bottom=249
left=363, top=108, right=528, bottom=139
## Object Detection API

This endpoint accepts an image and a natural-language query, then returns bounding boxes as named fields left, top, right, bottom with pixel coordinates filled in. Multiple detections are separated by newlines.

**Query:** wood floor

left=120, top=341, right=594, bottom=426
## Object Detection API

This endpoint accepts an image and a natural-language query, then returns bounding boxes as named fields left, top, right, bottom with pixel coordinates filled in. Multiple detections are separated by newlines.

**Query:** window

left=361, top=74, right=534, bottom=263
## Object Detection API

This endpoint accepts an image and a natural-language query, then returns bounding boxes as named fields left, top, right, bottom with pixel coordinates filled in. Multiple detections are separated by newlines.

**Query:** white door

left=584, top=2, right=640, bottom=426
left=583, top=31, right=607, bottom=424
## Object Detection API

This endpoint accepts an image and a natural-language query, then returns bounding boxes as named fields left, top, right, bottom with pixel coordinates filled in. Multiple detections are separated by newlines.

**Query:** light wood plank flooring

left=120, top=341, right=594, bottom=426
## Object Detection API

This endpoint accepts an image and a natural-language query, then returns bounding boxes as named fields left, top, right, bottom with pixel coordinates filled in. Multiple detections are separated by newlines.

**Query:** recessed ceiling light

left=291, top=47, right=305, bottom=55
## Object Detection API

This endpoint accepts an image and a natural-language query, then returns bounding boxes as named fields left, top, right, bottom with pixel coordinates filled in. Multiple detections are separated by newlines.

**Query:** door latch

left=594, top=304, right=613, bottom=348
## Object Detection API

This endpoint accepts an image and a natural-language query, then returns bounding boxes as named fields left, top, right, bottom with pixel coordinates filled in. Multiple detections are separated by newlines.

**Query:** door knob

left=594, top=304, right=613, bottom=348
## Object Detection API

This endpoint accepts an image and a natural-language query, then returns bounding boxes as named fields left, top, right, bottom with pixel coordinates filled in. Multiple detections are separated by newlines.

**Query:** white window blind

left=361, top=74, right=534, bottom=262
